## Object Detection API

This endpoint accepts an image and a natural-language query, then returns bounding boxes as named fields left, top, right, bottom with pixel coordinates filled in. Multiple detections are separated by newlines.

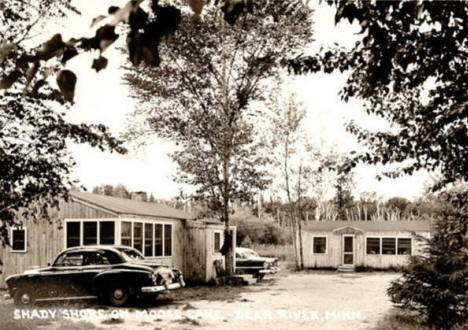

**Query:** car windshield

left=240, top=249, right=259, bottom=258
left=117, top=247, right=145, bottom=262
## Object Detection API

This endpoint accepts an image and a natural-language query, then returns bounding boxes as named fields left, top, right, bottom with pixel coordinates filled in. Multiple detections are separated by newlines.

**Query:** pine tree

left=387, top=193, right=468, bottom=329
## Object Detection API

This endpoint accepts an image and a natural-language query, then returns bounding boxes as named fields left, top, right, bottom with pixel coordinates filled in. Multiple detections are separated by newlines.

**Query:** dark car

left=5, top=245, right=185, bottom=306
left=235, top=247, right=280, bottom=279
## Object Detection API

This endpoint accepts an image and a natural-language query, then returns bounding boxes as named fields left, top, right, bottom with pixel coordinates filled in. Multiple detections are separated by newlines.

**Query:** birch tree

left=268, top=91, right=310, bottom=270
left=124, top=1, right=314, bottom=275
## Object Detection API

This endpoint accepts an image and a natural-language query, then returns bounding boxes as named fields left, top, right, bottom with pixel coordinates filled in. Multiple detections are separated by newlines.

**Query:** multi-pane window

left=366, top=238, right=381, bottom=255
left=313, top=237, right=327, bottom=253
left=119, top=222, right=172, bottom=257
left=214, top=232, right=221, bottom=252
left=121, top=221, right=131, bottom=246
left=66, top=220, right=115, bottom=247
left=382, top=238, right=396, bottom=254
left=11, top=228, right=27, bottom=252
left=397, top=238, right=412, bottom=255
left=366, top=237, right=412, bottom=256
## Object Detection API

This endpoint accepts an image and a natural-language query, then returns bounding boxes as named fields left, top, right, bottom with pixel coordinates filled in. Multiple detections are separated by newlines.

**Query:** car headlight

left=263, top=261, right=269, bottom=268
left=151, top=273, right=158, bottom=284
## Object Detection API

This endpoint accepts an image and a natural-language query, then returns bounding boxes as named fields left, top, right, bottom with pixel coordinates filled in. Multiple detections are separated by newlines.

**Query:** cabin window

left=66, top=222, right=80, bottom=247
left=397, top=238, right=412, bottom=255
left=83, top=221, right=97, bottom=245
left=154, top=224, right=163, bottom=256
left=214, top=232, right=221, bottom=252
left=11, top=228, right=27, bottom=252
left=66, top=220, right=116, bottom=247
left=133, top=222, right=143, bottom=252
left=382, top=238, right=396, bottom=255
left=366, top=238, right=381, bottom=255
left=313, top=237, right=326, bottom=254
left=144, top=223, right=153, bottom=256
left=164, top=224, right=172, bottom=256
left=100, top=221, right=115, bottom=245
left=121, top=221, right=131, bottom=246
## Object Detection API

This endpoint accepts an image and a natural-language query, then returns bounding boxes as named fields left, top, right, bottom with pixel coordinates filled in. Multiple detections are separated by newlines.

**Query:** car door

left=48, top=251, right=90, bottom=297
left=79, top=251, right=113, bottom=295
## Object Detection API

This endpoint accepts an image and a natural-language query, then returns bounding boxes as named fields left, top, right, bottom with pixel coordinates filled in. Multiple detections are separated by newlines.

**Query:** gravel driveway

left=1, top=271, right=400, bottom=330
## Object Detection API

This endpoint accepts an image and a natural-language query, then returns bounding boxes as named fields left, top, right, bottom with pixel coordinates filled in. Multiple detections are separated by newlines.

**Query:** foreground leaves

left=0, top=0, right=126, bottom=245
left=288, top=1, right=468, bottom=187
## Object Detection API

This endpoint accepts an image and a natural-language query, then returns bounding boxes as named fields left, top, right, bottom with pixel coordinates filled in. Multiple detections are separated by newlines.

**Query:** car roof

left=60, top=245, right=136, bottom=254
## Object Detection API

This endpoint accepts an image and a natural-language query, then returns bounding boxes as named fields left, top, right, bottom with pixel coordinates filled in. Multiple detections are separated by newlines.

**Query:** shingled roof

left=70, top=191, right=195, bottom=220
left=303, top=220, right=432, bottom=232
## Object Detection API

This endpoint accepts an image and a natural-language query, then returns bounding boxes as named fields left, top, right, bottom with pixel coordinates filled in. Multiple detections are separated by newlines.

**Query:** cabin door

left=342, top=235, right=354, bottom=265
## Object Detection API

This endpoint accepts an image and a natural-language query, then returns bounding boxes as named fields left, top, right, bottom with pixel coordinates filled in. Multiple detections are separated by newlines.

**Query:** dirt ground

left=0, top=270, right=401, bottom=330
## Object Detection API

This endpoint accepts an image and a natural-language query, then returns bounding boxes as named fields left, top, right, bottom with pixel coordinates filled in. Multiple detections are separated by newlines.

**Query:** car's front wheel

left=106, top=287, right=129, bottom=307
left=13, top=288, right=36, bottom=306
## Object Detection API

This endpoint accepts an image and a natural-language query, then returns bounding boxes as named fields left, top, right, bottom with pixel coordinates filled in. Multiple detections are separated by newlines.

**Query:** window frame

left=64, top=219, right=116, bottom=248
left=99, top=221, right=116, bottom=245
left=312, top=235, right=327, bottom=254
left=397, top=237, right=412, bottom=256
left=10, top=227, right=27, bottom=253
left=364, top=236, right=413, bottom=256
left=118, top=219, right=174, bottom=258
left=381, top=237, right=397, bottom=255
left=365, top=236, right=382, bottom=255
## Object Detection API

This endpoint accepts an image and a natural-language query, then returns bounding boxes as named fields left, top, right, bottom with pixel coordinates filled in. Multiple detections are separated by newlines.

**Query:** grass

left=249, top=244, right=296, bottom=269
left=371, top=309, right=467, bottom=330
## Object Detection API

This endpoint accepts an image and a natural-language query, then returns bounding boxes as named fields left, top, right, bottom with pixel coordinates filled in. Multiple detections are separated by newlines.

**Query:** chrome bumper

left=141, top=278, right=185, bottom=293
left=259, top=267, right=280, bottom=274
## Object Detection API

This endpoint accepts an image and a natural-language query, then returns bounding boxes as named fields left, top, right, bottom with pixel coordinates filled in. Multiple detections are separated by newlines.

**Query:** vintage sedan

left=5, top=245, right=185, bottom=306
left=235, top=247, right=280, bottom=279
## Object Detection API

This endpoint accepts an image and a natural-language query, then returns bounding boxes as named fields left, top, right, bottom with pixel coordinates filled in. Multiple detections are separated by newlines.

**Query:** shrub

left=232, top=218, right=290, bottom=246
left=387, top=209, right=468, bottom=329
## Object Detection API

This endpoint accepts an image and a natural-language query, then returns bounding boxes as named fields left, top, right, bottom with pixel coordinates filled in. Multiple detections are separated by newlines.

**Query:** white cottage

left=300, top=221, right=432, bottom=270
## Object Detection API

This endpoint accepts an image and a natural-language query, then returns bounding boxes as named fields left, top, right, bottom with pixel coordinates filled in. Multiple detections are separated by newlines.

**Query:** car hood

left=238, top=256, right=277, bottom=263
left=124, top=260, right=182, bottom=277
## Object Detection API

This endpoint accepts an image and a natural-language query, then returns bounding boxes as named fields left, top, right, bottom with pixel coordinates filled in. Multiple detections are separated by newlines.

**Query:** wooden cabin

left=0, top=191, right=235, bottom=287
left=300, top=221, right=431, bottom=270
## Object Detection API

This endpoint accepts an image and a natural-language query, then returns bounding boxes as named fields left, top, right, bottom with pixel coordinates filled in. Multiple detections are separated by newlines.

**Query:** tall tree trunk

left=223, top=157, right=234, bottom=276
left=297, top=164, right=304, bottom=270
left=284, top=139, right=299, bottom=270
left=218, top=11, right=235, bottom=277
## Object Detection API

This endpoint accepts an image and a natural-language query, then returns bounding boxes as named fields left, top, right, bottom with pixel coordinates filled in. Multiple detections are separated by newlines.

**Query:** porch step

left=337, top=265, right=355, bottom=273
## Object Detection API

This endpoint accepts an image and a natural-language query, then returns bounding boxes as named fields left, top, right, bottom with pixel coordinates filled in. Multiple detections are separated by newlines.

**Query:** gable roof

left=303, top=220, right=431, bottom=233
left=69, top=191, right=195, bottom=220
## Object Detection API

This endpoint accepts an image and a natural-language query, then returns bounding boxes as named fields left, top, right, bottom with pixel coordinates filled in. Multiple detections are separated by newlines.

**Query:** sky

left=57, top=1, right=431, bottom=201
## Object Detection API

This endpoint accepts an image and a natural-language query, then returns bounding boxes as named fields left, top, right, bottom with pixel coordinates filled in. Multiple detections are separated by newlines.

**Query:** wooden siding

left=0, top=200, right=116, bottom=287
left=1, top=198, right=237, bottom=287
left=183, top=222, right=208, bottom=283
left=183, top=221, right=236, bottom=283
left=301, top=230, right=430, bottom=269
